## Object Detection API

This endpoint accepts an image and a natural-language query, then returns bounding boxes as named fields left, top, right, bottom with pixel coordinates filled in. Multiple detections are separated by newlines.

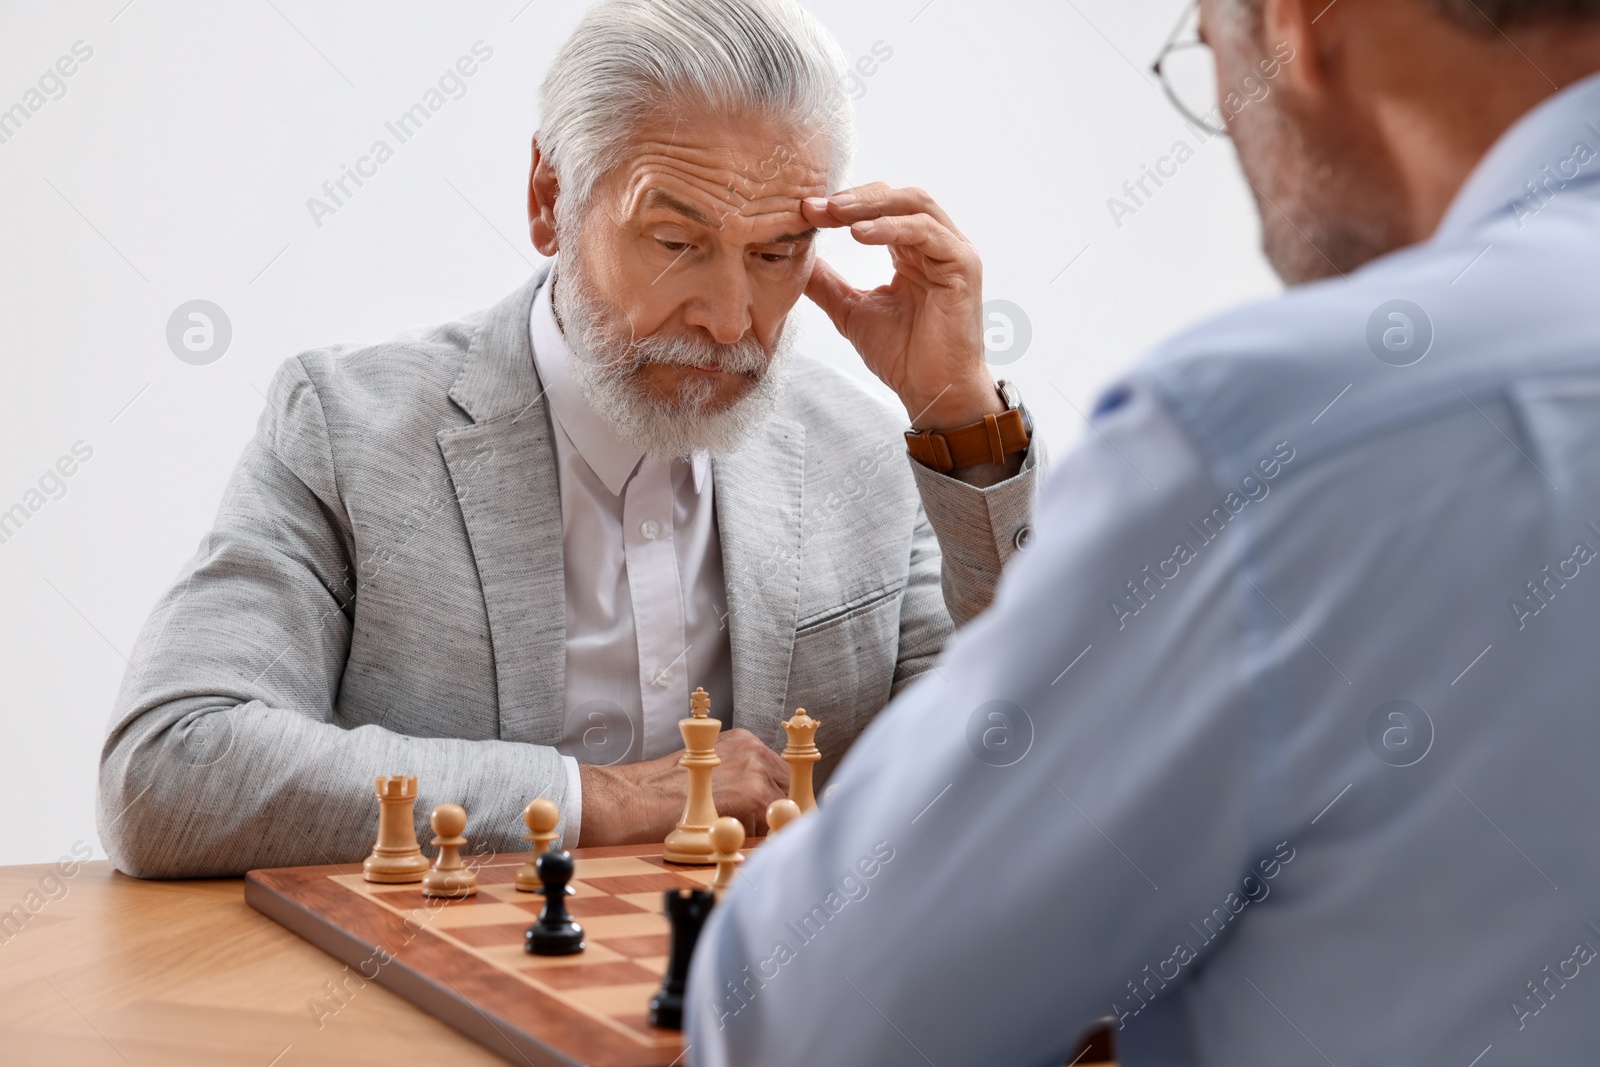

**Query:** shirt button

left=1013, top=525, right=1033, bottom=551
left=641, top=519, right=661, bottom=540
left=651, top=666, right=672, bottom=687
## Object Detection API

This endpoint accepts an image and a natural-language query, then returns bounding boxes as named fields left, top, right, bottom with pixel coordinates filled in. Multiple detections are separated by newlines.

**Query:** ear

left=1258, top=0, right=1331, bottom=95
left=528, top=134, right=561, bottom=257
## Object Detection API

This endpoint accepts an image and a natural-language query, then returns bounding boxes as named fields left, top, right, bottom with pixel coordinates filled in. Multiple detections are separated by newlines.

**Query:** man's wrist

left=946, top=449, right=1027, bottom=488
left=905, top=376, right=1004, bottom=432
left=904, top=376, right=1031, bottom=483
left=576, top=761, right=612, bottom=846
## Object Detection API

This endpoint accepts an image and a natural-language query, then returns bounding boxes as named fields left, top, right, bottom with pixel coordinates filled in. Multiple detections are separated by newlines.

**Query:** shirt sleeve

left=561, top=755, right=584, bottom=848
left=686, top=380, right=1277, bottom=1065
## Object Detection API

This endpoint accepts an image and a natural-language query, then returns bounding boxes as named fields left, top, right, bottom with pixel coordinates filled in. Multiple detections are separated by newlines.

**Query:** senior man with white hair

left=96, top=0, right=1042, bottom=877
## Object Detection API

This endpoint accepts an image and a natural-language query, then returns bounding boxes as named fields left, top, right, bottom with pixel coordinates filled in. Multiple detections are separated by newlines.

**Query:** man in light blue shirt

left=688, top=0, right=1600, bottom=1063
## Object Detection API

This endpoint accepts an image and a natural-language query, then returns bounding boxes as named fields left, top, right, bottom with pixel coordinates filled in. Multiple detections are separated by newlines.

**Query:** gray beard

left=1232, top=91, right=1408, bottom=284
left=550, top=254, right=796, bottom=459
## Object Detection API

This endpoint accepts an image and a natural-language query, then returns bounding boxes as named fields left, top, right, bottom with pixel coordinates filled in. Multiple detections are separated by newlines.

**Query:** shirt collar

left=1436, top=70, right=1600, bottom=240
left=529, top=258, right=710, bottom=496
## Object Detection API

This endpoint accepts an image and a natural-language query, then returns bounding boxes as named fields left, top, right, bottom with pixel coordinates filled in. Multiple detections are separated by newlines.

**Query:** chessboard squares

left=471, top=862, right=522, bottom=886
left=566, top=910, right=664, bottom=941
left=564, top=894, right=656, bottom=919
left=396, top=901, right=535, bottom=929
left=481, top=883, right=655, bottom=919
left=450, top=922, right=557, bottom=949
left=530, top=960, right=661, bottom=991
left=562, top=982, right=669, bottom=1020
left=475, top=939, right=626, bottom=970
left=580, top=872, right=705, bottom=896
left=589, top=933, right=670, bottom=958
left=572, top=855, right=672, bottom=879
left=637, top=853, right=727, bottom=876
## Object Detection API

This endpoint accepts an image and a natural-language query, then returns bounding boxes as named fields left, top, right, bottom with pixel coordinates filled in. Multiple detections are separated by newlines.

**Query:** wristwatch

left=904, top=379, right=1033, bottom=474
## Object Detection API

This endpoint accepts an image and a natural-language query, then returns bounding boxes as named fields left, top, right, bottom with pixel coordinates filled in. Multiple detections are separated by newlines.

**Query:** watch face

left=997, top=379, right=1022, bottom=409
left=998, top=379, right=1033, bottom=436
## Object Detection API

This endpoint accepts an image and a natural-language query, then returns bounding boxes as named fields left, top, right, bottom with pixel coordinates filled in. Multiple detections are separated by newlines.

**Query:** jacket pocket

left=794, top=582, right=905, bottom=636
left=787, top=586, right=903, bottom=791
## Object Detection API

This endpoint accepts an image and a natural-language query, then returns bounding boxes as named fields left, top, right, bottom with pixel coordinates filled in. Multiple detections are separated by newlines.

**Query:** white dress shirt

left=530, top=266, right=735, bottom=846
left=689, top=73, right=1600, bottom=1066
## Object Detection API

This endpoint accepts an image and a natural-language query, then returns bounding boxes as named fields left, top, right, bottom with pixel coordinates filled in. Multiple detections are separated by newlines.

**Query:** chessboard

left=246, top=843, right=744, bottom=1067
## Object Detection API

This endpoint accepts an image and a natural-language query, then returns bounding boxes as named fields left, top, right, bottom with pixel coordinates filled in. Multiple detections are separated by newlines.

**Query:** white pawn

left=516, top=798, right=561, bottom=893
left=710, top=816, right=745, bottom=900
left=422, top=803, right=478, bottom=899
left=766, top=798, right=801, bottom=836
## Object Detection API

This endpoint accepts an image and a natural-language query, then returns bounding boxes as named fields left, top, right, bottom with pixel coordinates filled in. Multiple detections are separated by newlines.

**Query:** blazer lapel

left=715, top=414, right=806, bottom=748
left=437, top=267, right=567, bottom=745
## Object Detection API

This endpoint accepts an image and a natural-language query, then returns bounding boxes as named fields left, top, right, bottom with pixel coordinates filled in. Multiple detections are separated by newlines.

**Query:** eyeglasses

left=1151, top=0, right=1229, bottom=137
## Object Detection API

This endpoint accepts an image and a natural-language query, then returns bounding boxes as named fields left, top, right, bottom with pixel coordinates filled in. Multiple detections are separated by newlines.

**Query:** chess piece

left=515, top=798, right=561, bottom=893
left=662, top=688, right=722, bottom=865
left=782, top=707, right=821, bottom=813
left=421, top=803, right=478, bottom=899
left=709, top=817, right=745, bottom=900
left=525, top=850, right=585, bottom=956
left=363, top=775, right=431, bottom=883
left=648, top=887, right=715, bottom=1029
left=765, top=797, right=802, bottom=836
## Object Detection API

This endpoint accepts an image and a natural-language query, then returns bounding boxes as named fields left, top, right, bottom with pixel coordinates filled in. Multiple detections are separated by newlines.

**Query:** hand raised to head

left=801, top=183, right=1002, bottom=432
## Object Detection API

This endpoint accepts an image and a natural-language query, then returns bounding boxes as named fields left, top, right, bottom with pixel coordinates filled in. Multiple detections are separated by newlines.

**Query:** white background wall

left=0, top=0, right=1280, bottom=867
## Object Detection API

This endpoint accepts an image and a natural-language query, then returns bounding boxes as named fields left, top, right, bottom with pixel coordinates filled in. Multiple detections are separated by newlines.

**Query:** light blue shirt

left=687, top=72, right=1600, bottom=1066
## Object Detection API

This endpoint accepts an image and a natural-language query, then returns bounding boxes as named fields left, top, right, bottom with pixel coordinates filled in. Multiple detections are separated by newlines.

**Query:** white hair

left=537, top=0, right=856, bottom=230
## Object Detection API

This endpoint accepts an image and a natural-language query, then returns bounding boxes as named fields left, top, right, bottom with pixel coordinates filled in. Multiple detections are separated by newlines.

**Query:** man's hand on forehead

left=799, top=182, right=1002, bottom=437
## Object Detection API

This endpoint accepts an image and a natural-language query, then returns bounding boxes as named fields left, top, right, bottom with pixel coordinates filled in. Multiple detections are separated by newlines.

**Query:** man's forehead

left=609, top=128, right=829, bottom=232
left=629, top=185, right=815, bottom=242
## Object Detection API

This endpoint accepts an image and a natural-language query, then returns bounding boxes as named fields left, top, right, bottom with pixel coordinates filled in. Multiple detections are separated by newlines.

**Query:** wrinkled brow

left=768, top=227, right=820, bottom=244
left=640, top=188, right=819, bottom=245
left=640, top=188, right=714, bottom=227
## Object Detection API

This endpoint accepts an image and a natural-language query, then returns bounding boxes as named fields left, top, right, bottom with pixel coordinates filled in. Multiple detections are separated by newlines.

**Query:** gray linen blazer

left=96, top=269, right=1041, bottom=877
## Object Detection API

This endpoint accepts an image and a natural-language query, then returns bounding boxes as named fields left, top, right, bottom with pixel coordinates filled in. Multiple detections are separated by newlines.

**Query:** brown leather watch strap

left=904, top=407, right=1030, bottom=474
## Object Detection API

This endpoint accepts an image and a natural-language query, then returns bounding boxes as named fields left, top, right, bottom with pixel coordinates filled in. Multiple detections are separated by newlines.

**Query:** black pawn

left=525, top=849, right=585, bottom=956
left=649, top=887, right=715, bottom=1030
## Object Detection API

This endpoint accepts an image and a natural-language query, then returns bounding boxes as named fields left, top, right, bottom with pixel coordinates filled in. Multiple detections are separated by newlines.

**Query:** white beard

left=550, top=253, right=796, bottom=459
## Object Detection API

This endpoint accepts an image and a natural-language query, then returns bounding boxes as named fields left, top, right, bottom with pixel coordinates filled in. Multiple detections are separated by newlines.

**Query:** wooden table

left=0, top=861, right=514, bottom=1065
left=0, top=861, right=1117, bottom=1065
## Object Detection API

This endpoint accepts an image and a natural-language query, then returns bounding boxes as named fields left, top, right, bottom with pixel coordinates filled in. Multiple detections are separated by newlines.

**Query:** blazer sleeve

left=907, top=439, right=1046, bottom=626
left=95, top=356, right=576, bottom=878
left=889, top=439, right=1046, bottom=695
